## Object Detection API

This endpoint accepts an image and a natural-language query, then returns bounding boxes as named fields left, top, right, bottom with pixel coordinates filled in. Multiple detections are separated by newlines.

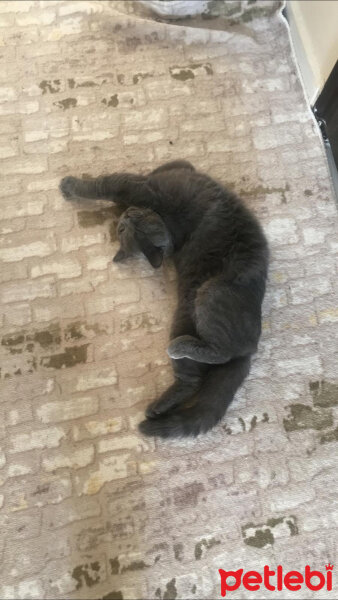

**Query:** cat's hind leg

left=145, top=305, right=208, bottom=417
left=146, top=376, right=201, bottom=418
left=167, top=278, right=259, bottom=364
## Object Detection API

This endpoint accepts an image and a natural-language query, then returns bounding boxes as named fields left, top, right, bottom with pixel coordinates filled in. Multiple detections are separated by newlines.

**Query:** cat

left=60, top=159, right=269, bottom=438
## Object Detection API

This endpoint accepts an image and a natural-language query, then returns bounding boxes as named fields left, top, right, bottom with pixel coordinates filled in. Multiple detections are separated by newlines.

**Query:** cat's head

left=113, top=206, right=173, bottom=268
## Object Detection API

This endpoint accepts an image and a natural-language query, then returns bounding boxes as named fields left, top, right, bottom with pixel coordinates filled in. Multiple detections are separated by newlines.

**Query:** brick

left=61, top=231, right=105, bottom=252
left=0, top=86, right=17, bottom=102
left=289, top=276, right=331, bottom=304
left=98, top=434, right=154, bottom=454
left=16, top=9, right=55, bottom=26
left=59, top=1, right=104, bottom=16
left=2, top=156, right=47, bottom=175
left=0, top=580, right=44, bottom=600
left=9, top=427, right=65, bottom=454
left=267, top=483, right=315, bottom=512
left=0, top=143, right=18, bottom=158
left=6, top=402, right=33, bottom=426
left=73, top=416, right=124, bottom=441
left=1, top=198, right=45, bottom=220
left=7, top=463, right=32, bottom=477
left=0, top=239, right=55, bottom=262
left=303, top=227, right=327, bottom=245
left=253, top=123, right=302, bottom=150
left=74, top=367, right=117, bottom=392
left=122, top=108, right=167, bottom=131
left=31, top=258, right=81, bottom=279
left=79, top=453, right=137, bottom=495
left=0, top=1, right=36, bottom=13
left=59, top=272, right=106, bottom=296
left=264, top=217, right=298, bottom=245
left=43, top=496, right=101, bottom=529
left=42, top=445, right=94, bottom=472
left=33, top=299, right=85, bottom=322
left=26, top=178, right=60, bottom=192
left=123, top=130, right=165, bottom=146
left=42, top=16, right=83, bottom=41
left=36, top=397, right=98, bottom=424
left=1, top=277, right=55, bottom=303
left=276, top=355, right=322, bottom=377
left=24, top=130, right=48, bottom=142
left=8, top=476, right=72, bottom=511
left=0, top=262, right=28, bottom=284
left=145, top=80, right=191, bottom=100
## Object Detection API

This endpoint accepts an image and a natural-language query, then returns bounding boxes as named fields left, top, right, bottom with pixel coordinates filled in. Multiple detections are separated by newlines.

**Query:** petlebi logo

left=219, top=563, right=333, bottom=596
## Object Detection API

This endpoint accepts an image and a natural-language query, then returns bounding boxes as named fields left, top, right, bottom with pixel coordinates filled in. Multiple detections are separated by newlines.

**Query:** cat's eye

left=118, top=224, right=125, bottom=234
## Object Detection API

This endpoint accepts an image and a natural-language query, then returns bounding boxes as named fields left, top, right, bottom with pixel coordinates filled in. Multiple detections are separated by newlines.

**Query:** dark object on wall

left=313, top=60, right=338, bottom=172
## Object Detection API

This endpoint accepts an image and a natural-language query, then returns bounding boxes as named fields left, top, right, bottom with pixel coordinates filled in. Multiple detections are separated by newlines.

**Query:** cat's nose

left=113, top=249, right=126, bottom=262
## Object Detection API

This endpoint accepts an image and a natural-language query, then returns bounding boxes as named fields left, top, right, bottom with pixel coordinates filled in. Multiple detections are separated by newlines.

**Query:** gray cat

left=60, top=160, right=269, bottom=438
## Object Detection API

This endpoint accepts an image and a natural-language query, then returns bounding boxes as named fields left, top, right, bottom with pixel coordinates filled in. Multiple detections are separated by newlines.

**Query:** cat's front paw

left=167, top=335, right=194, bottom=360
left=59, top=176, right=77, bottom=200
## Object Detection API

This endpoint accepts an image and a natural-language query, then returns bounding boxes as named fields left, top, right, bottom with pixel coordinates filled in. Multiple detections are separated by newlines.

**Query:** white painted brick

left=59, top=272, right=106, bottom=296
left=98, top=434, right=154, bottom=454
left=18, top=101, right=39, bottom=115
left=61, top=231, right=105, bottom=252
left=73, top=417, right=124, bottom=441
left=21, top=84, right=43, bottom=98
left=42, top=445, right=94, bottom=472
left=16, top=9, right=55, bottom=26
left=86, top=255, right=110, bottom=271
left=268, top=483, right=315, bottom=511
left=80, top=453, right=137, bottom=495
left=303, top=227, right=326, bottom=245
left=26, top=177, right=59, bottom=192
left=0, top=144, right=18, bottom=159
left=5, top=303, right=31, bottom=326
left=1, top=277, right=55, bottom=304
left=0, top=240, right=55, bottom=262
left=33, top=299, right=84, bottom=323
left=182, top=116, right=224, bottom=133
left=37, top=397, right=98, bottom=424
left=123, top=131, right=165, bottom=146
left=146, top=80, right=191, bottom=100
left=0, top=1, right=35, bottom=13
left=7, top=462, right=33, bottom=477
left=42, top=16, right=83, bottom=41
left=73, top=131, right=115, bottom=142
left=289, top=277, right=331, bottom=304
left=59, top=1, right=104, bottom=16
left=75, top=367, right=117, bottom=392
left=1, top=199, right=45, bottom=220
left=253, top=124, right=300, bottom=150
left=122, top=108, right=167, bottom=131
left=2, top=156, right=47, bottom=175
left=24, top=130, right=48, bottom=142
left=0, top=86, right=17, bottom=103
left=9, top=427, right=65, bottom=454
left=264, top=218, right=298, bottom=245
left=31, top=258, right=81, bottom=279
left=276, top=355, right=322, bottom=377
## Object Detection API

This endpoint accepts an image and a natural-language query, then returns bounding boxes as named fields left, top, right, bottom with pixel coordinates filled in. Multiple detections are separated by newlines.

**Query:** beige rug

left=1, top=1, right=337, bottom=598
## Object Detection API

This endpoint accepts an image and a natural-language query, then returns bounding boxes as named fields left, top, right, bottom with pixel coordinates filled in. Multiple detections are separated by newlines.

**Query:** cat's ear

left=113, top=248, right=126, bottom=262
left=135, top=231, right=163, bottom=268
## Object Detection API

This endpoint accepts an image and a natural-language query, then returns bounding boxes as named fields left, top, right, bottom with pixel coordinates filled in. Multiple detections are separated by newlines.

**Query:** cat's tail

left=138, top=356, right=251, bottom=438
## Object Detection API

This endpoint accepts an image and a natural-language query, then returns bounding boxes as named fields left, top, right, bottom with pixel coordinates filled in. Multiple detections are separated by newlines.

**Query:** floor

left=1, top=1, right=338, bottom=599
